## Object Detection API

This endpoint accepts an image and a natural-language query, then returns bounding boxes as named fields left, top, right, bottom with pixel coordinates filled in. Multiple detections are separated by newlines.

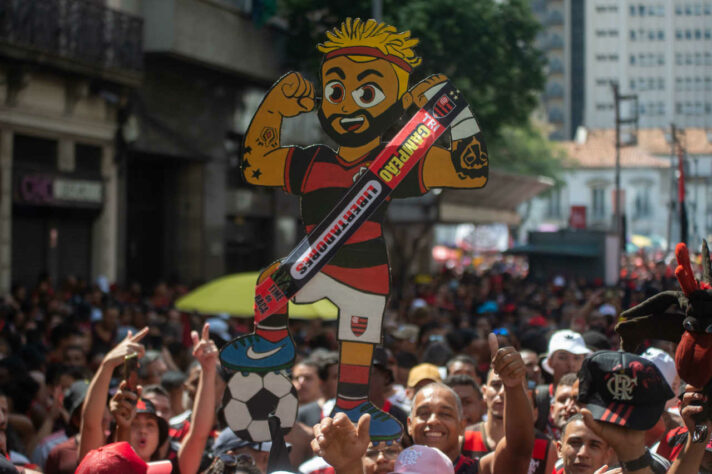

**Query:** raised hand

left=312, top=412, right=370, bottom=473
left=408, top=74, right=448, bottom=109
left=267, top=72, right=316, bottom=118
left=103, top=327, right=148, bottom=369
left=489, top=332, right=526, bottom=389
left=191, top=322, right=218, bottom=370
left=110, top=380, right=142, bottom=430
left=581, top=408, right=647, bottom=463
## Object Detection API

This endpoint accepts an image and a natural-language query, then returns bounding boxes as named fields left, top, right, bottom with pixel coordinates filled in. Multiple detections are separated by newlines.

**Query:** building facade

left=0, top=0, right=142, bottom=292
left=531, top=0, right=585, bottom=140
left=519, top=128, right=712, bottom=251
left=585, top=0, right=712, bottom=130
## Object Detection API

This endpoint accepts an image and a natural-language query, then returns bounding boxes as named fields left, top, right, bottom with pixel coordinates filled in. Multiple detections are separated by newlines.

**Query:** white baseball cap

left=641, top=347, right=677, bottom=390
left=542, top=329, right=592, bottom=374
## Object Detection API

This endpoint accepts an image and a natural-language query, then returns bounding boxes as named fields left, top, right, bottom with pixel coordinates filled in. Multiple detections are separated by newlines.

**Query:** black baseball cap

left=136, top=398, right=169, bottom=445
left=577, top=350, right=674, bottom=431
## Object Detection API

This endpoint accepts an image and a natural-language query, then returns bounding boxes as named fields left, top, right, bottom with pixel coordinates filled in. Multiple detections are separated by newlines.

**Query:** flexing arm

left=405, top=76, right=488, bottom=190
left=243, top=71, right=316, bottom=187
left=178, top=323, right=218, bottom=474
left=79, top=328, right=148, bottom=461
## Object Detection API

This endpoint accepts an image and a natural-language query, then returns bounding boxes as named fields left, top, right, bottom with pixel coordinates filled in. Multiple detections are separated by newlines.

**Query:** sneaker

left=220, top=333, right=295, bottom=372
left=330, top=401, right=403, bottom=442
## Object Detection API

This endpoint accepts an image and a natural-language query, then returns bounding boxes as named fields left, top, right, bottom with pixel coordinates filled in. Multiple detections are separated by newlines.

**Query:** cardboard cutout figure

left=220, top=18, right=488, bottom=443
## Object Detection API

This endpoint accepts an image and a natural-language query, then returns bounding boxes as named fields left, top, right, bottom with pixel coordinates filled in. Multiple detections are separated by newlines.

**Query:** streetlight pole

left=611, top=82, right=622, bottom=280
left=372, top=0, right=382, bottom=21
left=611, top=82, right=638, bottom=282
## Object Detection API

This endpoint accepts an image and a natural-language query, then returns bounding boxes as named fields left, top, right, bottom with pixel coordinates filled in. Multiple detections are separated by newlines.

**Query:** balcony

left=546, top=10, right=564, bottom=26
left=546, top=82, right=564, bottom=98
left=142, top=0, right=284, bottom=82
left=0, top=0, right=143, bottom=86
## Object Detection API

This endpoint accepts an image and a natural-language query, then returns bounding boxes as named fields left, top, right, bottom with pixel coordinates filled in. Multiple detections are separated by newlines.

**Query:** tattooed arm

left=421, top=134, right=489, bottom=189
left=404, top=76, right=488, bottom=189
left=243, top=71, right=316, bottom=186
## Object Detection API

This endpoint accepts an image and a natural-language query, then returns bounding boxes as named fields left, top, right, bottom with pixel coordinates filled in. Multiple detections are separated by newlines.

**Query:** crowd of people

left=0, top=250, right=710, bottom=474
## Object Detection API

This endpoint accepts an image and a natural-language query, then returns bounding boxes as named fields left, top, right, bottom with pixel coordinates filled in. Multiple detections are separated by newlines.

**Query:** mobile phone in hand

left=123, top=353, right=139, bottom=404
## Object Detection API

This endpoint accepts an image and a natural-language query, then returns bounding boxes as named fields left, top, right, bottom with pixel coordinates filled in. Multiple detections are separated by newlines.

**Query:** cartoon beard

left=318, top=101, right=405, bottom=148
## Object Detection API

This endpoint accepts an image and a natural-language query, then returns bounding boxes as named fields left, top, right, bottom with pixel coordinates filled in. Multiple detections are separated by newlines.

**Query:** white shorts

left=293, top=272, right=386, bottom=344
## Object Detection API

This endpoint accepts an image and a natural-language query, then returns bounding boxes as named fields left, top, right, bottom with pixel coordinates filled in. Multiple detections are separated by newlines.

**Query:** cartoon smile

left=340, top=115, right=366, bottom=132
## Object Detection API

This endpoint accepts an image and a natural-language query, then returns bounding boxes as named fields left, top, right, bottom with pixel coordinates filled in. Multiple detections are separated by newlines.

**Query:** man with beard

left=222, top=17, right=488, bottom=442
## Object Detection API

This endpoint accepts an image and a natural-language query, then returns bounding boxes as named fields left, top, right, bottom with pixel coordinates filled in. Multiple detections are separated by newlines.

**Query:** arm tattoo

left=256, top=127, right=278, bottom=148
left=451, top=134, right=488, bottom=180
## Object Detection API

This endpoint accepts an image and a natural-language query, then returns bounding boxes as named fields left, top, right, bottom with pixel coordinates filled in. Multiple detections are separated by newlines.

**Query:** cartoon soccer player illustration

left=221, top=18, right=488, bottom=442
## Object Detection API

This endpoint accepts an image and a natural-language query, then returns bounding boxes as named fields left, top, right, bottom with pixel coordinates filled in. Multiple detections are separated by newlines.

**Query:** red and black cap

left=136, top=398, right=169, bottom=446
left=577, top=350, right=674, bottom=431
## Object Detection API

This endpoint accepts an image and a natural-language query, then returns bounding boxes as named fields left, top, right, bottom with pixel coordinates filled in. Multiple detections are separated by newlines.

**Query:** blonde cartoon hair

left=318, top=18, right=421, bottom=97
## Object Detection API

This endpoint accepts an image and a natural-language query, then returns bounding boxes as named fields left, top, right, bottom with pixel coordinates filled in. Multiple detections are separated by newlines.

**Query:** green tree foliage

left=488, top=121, right=569, bottom=183
left=278, top=0, right=563, bottom=179
left=279, top=0, right=545, bottom=137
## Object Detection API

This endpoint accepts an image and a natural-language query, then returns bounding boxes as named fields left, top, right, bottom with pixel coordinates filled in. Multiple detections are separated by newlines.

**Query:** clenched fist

left=266, top=71, right=316, bottom=118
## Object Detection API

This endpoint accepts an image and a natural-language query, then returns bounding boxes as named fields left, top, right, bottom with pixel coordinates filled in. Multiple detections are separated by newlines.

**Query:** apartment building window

left=658, top=77, right=664, bottom=89
left=658, top=30, right=664, bottom=40
left=686, top=30, right=692, bottom=40
left=658, top=53, right=665, bottom=65
left=706, top=77, right=712, bottom=91
left=705, top=3, right=712, bottom=14
left=592, top=187, right=606, bottom=219
left=706, top=29, right=711, bottom=39
left=648, top=30, right=655, bottom=40
left=631, top=5, right=636, bottom=15
left=706, top=53, right=712, bottom=65
left=630, top=54, right=636, bottom=65
left=639, top=5, right=645, bottom=15
left=685, top=5, right=692, bottom=14
left=695, top=29, right=702, bottom=39
left=695, top=3, right=702, bottom=14
left=676, top=29, right=683, bottom=39
left=546, top=188, right=563, bottom=218
left=696, top=52, right=702, bottom=65
left=676, top=53, right=683, bottom=65
left=630, top=79, right=636, bottom=90
left=676, top=5, right=683, bottom=14
left=634, top=186, right=651, bottom=217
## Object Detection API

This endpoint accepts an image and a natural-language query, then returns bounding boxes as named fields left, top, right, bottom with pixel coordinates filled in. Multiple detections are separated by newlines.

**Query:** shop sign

left=15, top=174, right=103, bottom=208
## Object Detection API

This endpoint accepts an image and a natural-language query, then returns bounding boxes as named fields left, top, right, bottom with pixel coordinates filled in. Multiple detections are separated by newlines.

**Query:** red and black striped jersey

left=283, top=145, right=428, bottom=294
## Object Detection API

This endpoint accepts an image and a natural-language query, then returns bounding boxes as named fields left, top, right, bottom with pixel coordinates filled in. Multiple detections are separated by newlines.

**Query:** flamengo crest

left=607, top=373, right=637, bottom=400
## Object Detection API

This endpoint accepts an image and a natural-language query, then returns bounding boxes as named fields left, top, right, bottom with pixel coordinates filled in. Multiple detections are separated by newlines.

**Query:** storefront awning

left=437, top=170, right=554, bottom=226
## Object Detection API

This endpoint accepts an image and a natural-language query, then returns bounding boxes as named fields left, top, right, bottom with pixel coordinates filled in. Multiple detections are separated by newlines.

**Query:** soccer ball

left=223, top=370, right=298, bottom=442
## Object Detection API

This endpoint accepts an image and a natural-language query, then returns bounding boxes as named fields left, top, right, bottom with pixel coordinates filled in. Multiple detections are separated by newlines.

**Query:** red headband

left=324, top=46, right=414, bottom=73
